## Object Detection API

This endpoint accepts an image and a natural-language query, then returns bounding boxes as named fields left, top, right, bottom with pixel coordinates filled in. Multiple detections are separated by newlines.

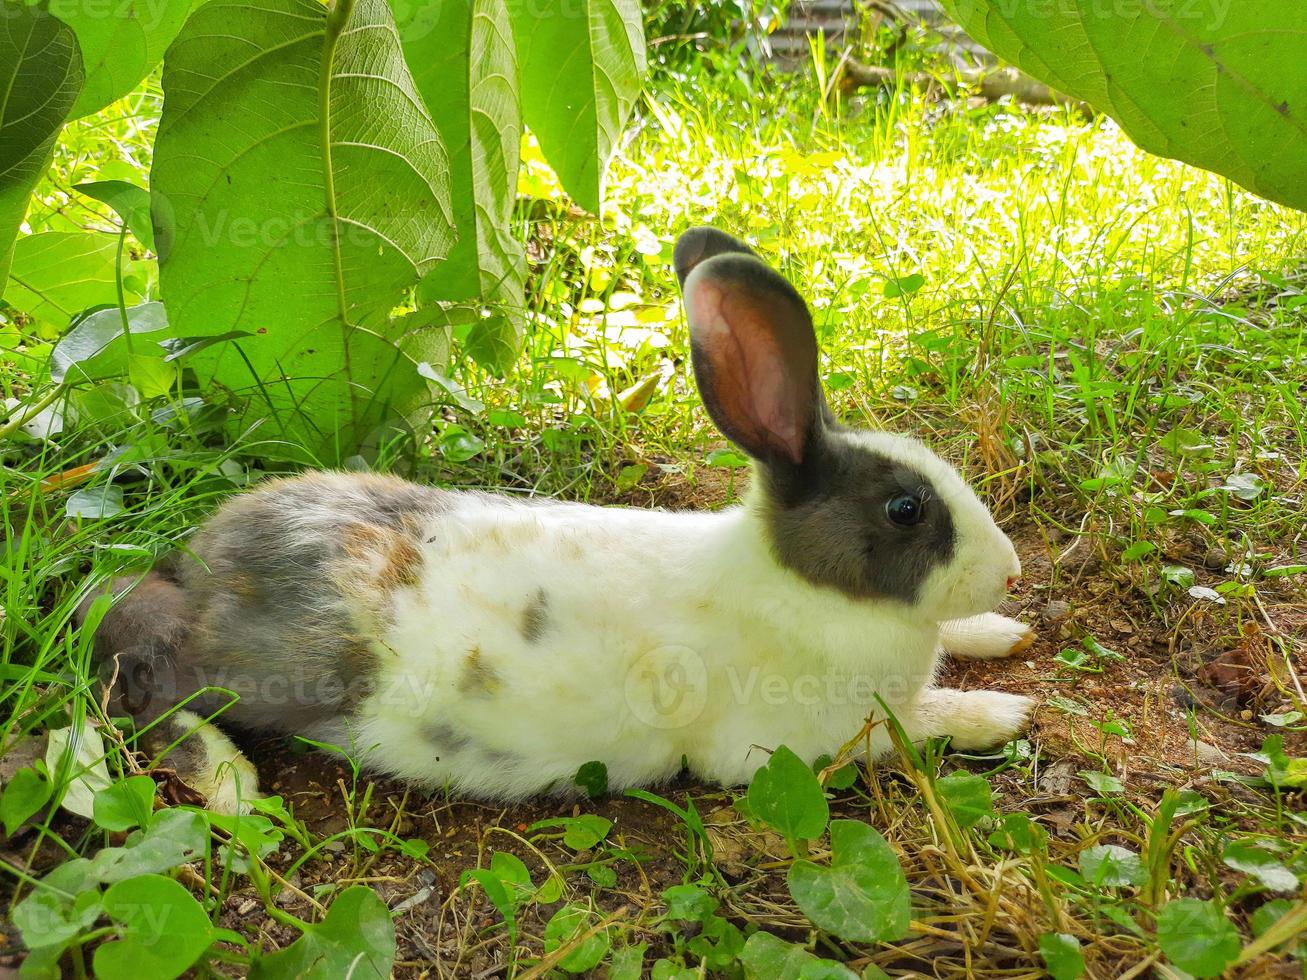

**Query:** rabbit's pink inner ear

left=686, top=272, right=817, bottom=466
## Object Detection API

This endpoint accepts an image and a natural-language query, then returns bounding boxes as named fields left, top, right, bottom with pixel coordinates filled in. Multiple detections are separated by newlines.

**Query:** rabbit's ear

left=673, top=227, right=758, bottom=288
left=683, top=252, right=822, bottom=467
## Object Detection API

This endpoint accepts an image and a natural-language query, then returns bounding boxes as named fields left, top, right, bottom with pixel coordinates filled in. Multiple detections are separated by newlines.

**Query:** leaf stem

left=321, top=0, right=358, bottom=433
left=114, top=225, right=134, bottom=356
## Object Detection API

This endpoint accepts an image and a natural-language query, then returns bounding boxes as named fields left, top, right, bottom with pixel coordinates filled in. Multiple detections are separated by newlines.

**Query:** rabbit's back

left=173, top=472, right=453, bottom=731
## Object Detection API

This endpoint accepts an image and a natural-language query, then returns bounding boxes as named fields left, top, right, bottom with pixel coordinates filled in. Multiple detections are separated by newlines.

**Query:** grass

left=3, top=36, right=1307, bottom=979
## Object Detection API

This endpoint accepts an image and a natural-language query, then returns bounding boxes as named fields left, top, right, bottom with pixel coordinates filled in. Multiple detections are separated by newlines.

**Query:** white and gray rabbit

left=83, top=227, right=1036, bottom=811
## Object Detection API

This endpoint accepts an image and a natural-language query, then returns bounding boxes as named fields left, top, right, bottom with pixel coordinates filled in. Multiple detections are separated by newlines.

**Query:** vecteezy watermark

left=992, top=0, right=1232, bottom=31
left=621, top=645, right=921, bottom=731
left=100, top=643, right=922, bottom=733
left=31, top=0, right=180, bottom=30
left=623, top=645, right=711, bottom=730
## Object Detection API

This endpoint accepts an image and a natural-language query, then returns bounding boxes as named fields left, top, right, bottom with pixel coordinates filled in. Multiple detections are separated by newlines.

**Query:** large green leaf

left=95, top=874, right=214, bottom=980
left=394, top=0, right=527, bottom=373
left=938, top=1, right=1307, bottom=211
left=1155, top=898, right=1241, bottom=978
left=747, top=745, right=830, bottom=846
left=251, top=885, right=394, bottom=979
left=152, top=0, right=455, bottom=461
left=739, top=932, right=859, bottom=980
left=787, top=820, right=911, bottom=943
left=56, top=0, right=197, bottom=118
left=0, top=4, right=82, bottom=292
left=5, top=231, right=122, bottom=327
left=508, top=0, right=645, bottom=214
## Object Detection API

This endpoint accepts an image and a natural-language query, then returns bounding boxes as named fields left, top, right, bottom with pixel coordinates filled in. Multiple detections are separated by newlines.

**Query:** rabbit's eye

left=885, top=493, right=924, bottom=527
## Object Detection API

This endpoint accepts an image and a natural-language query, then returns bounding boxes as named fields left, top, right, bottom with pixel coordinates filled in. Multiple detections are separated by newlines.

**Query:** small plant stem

left=115, top=224, right=133, bottom=355
left=1236, top=895, right=1307, bottom=964
left=0, top=386, right=64, bottom=443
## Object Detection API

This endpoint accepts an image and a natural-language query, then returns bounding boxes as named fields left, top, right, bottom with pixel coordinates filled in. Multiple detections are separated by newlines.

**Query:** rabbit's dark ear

left=673, top=227, right=757, bottom=288
left=682, top=252, right=822, bottom=467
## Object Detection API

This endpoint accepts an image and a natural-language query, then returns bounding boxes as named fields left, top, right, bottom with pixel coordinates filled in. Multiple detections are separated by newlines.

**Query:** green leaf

left=747, top=745, right=829, bottom=845
left=46, top=722, right=112, bottom=818
left=936, top=771, right=994, bottom=829
left=738, top=931, right=859, bottom=980
left=508, top=0, right=646, bottom=213
left=1, top=766, right=52, bottom=835
left=128, top=353, right=177, bottom=398
left=1161, top=565, right=1196, bottom=588
left=936, top=1, right=1307, bottom=211
left=883, top=273, right=925, bottom=298
left=435, top=424, right=485, bottom=462
left=1265, top=564, right=1307, bottom=578
left=395, top=0, right=527, bottom=370
left=1158, top=427, right=1215, bottom=458
left=575, top=760, right=609, bottom=799
left=152, top=0, right=455, bottom=463
left=461, top=867, right=519, bottom=944
left=14, top=875, right=102, bottom=953
left=1078, top=844, right=1148, bottom=888
left=252, top=885, right=395, bottom=979
left=987, top=812, right=1044, bottom=855
left=529, top=814, right=613, bottom=850
left=0, top=4, right=82, bottom=291
left=661, top=883, right=716, bottom=923
left=787, top=819, right=911, bottom=943
left=1079, top=770, right=1125, bottom=795
left=94, top=875, right=214, bottom=980
left=1221, top=472, right=1269, bottom=501
left=52, top=302, right=171, bottom=383
left=543, top=903, right=610, bottom=974
left=706, top=447, right=751, bottom=468
left=1121, top=541, right=1155, bottom=561
left=1155, top=898, right=1241, bottom=978
left=93, top=775, right=156, bottom=832
left=56, top=0, right=196, bottom=118
left=1038, top=932, right=1085, bottom=980
left=1250, top=898, right=1307, bottom=957
left=463, top=312, right=521, bottom=376
left=66, top=485, right=125, bottom=519
left=75, top=181, right=155, bottom=251
left=4, top=232, right=122, bottom=327
left=1222, top=840, right=1301, bottom=894
left=565, top=815, right=612, bottom=849
left=608, top=944, right=647, bottom=980
left=489, top=851, right=532, bottom=891
left=90, top=808, right=209, bottom=883
left=813, top=754, right=858, bottom=791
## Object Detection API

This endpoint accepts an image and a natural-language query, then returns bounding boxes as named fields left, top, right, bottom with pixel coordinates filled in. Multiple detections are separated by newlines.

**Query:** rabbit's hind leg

left=939, top=612, right=1034, bottom=660
left=141, top=710, right=260, bottom=815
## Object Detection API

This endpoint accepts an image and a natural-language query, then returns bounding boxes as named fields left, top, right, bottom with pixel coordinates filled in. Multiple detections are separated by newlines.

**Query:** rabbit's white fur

left=310, top=429, right=1028, bottom=799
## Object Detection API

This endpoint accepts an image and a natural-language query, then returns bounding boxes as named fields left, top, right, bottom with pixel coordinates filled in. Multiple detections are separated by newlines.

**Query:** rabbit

left=80, top=226, right=1036, bottom=811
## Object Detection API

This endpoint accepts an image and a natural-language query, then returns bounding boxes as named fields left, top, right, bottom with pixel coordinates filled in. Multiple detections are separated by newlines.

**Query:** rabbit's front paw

left=939, top=613, right=1035, bottom=660
left=912, top=688, right=1034, bottom=750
